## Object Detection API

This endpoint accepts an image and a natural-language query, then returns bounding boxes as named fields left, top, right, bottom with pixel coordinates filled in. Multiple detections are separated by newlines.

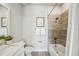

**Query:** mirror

left=0, top=4, right=9, bottom=36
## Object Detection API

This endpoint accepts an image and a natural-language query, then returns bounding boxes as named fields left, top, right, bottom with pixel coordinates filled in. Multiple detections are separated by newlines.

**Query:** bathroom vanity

left=0, top=41, right=25, bottom=56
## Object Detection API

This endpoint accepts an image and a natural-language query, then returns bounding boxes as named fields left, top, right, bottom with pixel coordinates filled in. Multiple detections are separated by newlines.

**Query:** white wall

left=22, top=5, right=48, bottom=50
left=9, top=4, right=22, bottom=42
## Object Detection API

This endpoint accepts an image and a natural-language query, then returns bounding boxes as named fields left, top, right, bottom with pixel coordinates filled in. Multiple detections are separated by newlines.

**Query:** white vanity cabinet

left=0, top=41, right=25, bottom=56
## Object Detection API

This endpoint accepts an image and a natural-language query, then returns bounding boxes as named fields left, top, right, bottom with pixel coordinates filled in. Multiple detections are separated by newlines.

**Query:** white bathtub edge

left=49, top=45, right=58, bottom=56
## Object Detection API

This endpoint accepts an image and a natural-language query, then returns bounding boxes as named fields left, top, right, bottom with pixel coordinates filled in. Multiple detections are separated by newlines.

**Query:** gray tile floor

left=31, top=51, right=50, bottom=56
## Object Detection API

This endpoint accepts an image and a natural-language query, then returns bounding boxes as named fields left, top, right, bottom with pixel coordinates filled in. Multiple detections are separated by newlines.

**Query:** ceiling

left=21, top=3, right=64, bottom=6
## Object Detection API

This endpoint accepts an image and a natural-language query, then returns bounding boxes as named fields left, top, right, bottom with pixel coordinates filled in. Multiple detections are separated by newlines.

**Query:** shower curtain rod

left=48, top=4, right=57, bottom=16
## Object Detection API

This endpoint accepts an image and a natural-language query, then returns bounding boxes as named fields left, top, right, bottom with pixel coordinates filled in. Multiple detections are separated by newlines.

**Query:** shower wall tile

left=48, top=30, right=67, bottom=46
left=48, top=10, right=68, bottom=47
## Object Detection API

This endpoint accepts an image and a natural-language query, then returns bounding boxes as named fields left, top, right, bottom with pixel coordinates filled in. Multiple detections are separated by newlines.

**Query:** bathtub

left=49, top=44, right=65, bottom=56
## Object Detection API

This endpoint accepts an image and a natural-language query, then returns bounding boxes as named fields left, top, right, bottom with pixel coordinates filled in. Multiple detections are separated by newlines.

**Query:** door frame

left=65, top=3, right=79, bottom=56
